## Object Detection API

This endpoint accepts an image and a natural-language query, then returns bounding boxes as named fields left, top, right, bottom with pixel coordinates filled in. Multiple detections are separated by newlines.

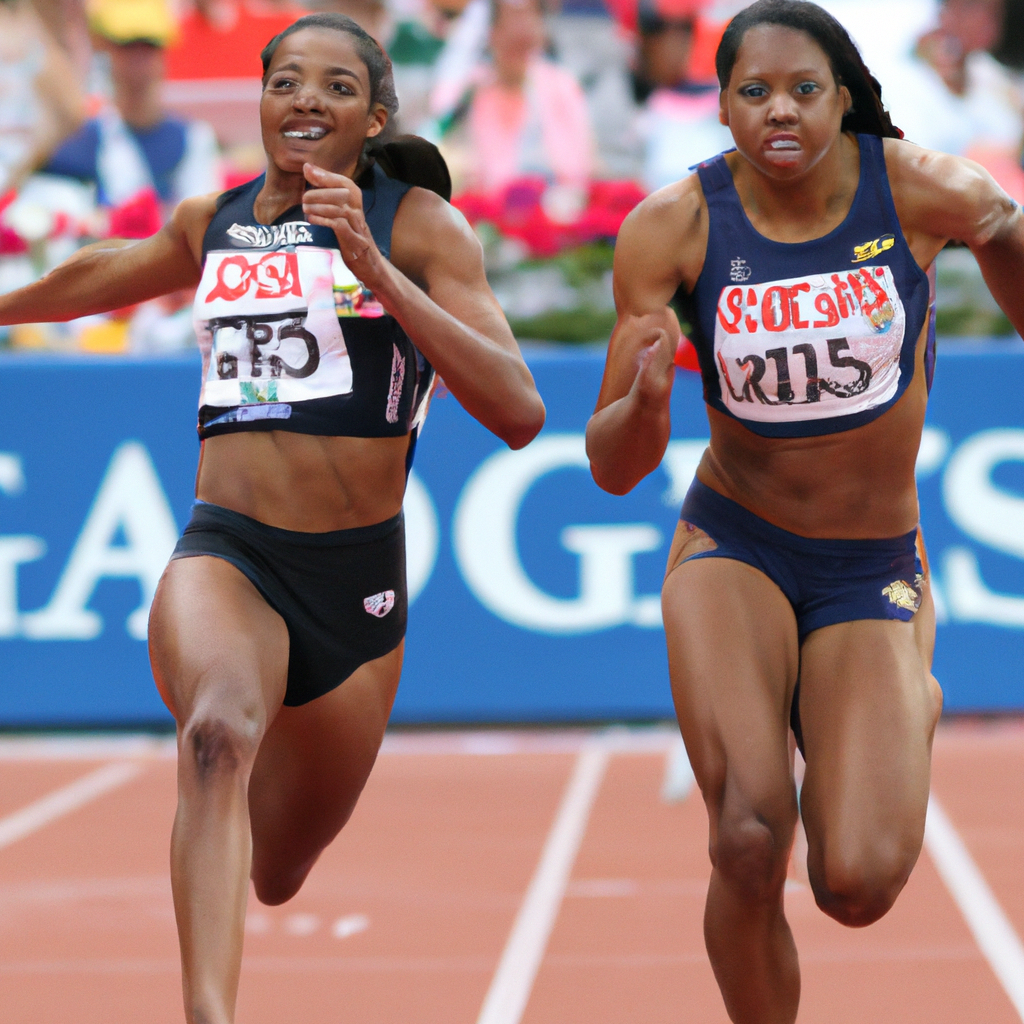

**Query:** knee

left=809, top=842, right=915, bottom=927
left=252, top=856, right=315, bottom=907
left=179, top=704, right=263, bottom=785
left=711, top=811, right=794, bottom=903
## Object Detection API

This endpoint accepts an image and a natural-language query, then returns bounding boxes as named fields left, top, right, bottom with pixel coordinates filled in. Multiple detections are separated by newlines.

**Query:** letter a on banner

left=22, top=442, right=179, bottom=641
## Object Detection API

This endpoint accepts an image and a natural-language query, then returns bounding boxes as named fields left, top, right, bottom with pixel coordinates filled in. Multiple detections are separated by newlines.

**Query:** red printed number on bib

left=194, top=247, right=357, bottom=409
left=713, top=266, right=905, bottom=423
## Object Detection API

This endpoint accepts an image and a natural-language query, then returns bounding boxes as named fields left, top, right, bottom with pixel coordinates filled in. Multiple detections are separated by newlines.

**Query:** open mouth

left=768, top=139, right=800, bottom=151
left=283, top=128, right=328, bottom=141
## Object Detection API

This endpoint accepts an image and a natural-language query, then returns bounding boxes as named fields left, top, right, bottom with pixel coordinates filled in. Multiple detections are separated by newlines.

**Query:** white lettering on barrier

left=21, top=442, right=179, bottom=641
left=452, top=434, right=664, bottom=634
left=0, top=453, right=26, bottom=495
left=403, top=470, right=439, bottom=604
left=660, top=439, right=709, bottom=507
left=941, top=429, right=1024, bottom=628
left=0, top=536, right=45, bottom=637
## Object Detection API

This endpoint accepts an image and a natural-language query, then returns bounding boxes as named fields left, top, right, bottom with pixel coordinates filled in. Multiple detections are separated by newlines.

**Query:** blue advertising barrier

left=0, top=345, right=1020, bottom=726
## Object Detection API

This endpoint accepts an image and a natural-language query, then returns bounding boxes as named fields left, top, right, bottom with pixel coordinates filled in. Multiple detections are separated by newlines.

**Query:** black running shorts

left=171, top=501, right=407, bottom=706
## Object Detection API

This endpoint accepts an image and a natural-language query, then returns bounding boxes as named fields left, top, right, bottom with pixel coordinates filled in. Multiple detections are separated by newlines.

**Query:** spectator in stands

left=883, top=0, right=1024, bottom=198
left=43, top=0, right=219, bottom=222
left=458, top=0, right=595, bottom=199
left=630, top=0, right=732, bottom=192
left=0, top=0, right=84, bottom=196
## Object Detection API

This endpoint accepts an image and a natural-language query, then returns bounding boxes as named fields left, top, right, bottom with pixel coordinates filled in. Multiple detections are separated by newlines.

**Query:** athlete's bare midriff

left=697, top=314, right=930, bottom=539
left=196, top=430, right=410, bottom=532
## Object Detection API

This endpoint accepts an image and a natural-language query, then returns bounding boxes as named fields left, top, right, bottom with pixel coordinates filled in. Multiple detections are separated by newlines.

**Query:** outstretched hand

left=301, top=163, right=386, bottom=287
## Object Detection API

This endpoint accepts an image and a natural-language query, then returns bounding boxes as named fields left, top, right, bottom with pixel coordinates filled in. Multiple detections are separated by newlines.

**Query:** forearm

left=373, top=263, right=545, bottom=449
left=0, top=239, right=194, bottom=325
left=586, top=385, right=672, bottom=495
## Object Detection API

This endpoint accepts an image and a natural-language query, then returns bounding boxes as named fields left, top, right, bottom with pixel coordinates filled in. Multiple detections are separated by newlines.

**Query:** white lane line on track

left=661, top=734, right=695, bottom=802
left=925, top=794, right=1024, bottom=1021
left=0, top=761, right=142, bottom=851
left=476, top=740, right=610, bottom=1024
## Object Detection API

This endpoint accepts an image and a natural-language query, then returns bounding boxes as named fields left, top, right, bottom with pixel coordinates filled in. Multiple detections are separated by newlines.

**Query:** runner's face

left=261, top=28, right=388, bottom=176
left=720, top=25, right=850, bottom=180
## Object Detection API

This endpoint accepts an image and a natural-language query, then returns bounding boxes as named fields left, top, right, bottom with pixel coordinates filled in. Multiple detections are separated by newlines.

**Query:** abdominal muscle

left=195, top=431, right=411, bottom=532
left=696, top=319, right=931, bottom=540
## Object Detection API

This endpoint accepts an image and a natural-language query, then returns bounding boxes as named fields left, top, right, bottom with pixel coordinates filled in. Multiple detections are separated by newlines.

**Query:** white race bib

left=713, top=265, right=905, bottom=423
left=195, top=246, right=364, bottom=408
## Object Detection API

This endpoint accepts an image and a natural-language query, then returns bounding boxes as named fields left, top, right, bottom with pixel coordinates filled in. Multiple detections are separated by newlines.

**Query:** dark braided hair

left=715, top=0, right=902, bottom=140
left=260, top=13, right=451, bottom=199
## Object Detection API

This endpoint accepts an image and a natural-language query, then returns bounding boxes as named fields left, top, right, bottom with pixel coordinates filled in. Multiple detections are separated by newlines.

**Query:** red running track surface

left=0, top=721, right=1021, bottom=1024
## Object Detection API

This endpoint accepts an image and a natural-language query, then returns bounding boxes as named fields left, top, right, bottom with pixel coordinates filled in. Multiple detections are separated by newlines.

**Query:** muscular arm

left=0, top=194, right=215, bottom=325
left=303, top=165, right=545, bottom=449
left=886, top=140, right=1024, bottom=334
left=585, top=182, right=704, bottom=494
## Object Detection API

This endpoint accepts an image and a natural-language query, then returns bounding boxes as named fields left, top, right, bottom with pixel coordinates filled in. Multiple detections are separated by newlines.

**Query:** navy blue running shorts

left=170, top=502, right=407, bottom=706
left=675, top=478, right=924, bottom=643
left=673, top=479, right=925, bottom=754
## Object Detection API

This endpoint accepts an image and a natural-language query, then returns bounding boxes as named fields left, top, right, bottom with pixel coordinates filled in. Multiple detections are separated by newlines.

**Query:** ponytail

left=374, top=135, right=452, bottom=202
left=715, top=0, right=902, bottom=140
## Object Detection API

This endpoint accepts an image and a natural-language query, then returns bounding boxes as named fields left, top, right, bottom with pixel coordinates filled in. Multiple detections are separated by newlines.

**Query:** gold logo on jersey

left=883, top=579, right=921, bottom=612
left=852, top=234, right=895, bottom=262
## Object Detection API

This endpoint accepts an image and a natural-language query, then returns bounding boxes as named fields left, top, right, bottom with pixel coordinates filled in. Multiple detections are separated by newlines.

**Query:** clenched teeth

left=284, top=129, right=327, bottom=140
left=769, top=140, right=800, bottom=150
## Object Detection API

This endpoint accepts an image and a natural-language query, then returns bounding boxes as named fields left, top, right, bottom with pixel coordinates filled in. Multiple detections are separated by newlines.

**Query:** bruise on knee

left=184, top=717, right=257, bottom=783
left=666, top=520, right=719, bottom=577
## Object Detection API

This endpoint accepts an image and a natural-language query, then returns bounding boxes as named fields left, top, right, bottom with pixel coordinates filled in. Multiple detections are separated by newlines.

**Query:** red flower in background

left=108, top=189, right=163, bottom=239
left=454, top=178, right=648, bottom=258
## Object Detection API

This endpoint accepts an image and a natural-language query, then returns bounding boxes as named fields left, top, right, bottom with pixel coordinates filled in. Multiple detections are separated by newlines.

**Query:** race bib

left=194, top=246, right=373, bottom=409
left=713, top=265, right=905, bottom=423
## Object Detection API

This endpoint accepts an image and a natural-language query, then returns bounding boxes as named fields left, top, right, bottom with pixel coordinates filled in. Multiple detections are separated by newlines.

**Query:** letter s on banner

left=452, top=434, right=662, bottom=634
left=403, top=470, right=439, bottom=604
left=22, top=442, right=179, bottom=641
left=942, top=428, right=1024, bottom=628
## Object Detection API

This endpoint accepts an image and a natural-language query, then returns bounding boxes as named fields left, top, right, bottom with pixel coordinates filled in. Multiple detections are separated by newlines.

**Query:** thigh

left=148, top=555, right=289, bottom=730
left=662, top=537, right=801, bottom=844
left=798, top=610, right=941, bottom=880
left=247, top=641, right=404, bottom=869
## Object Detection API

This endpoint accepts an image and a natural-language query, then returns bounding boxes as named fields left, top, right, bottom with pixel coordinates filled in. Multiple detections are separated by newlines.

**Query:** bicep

left=597, top=213, right=686, bottom=407
left=418, top=213, right=520, bottom=352
left=891, top=144, right=1019, bottom=249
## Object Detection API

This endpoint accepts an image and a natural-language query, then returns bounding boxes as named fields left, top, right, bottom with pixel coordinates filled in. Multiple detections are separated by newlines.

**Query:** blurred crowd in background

left=0, top=0, right=1020, bottom=352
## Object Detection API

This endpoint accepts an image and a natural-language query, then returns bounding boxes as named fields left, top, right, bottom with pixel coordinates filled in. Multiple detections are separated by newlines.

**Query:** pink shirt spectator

left=467, top=56, right=595, bottom=194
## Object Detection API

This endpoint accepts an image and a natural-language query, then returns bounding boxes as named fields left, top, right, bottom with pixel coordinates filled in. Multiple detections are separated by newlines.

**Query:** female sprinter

left=586, top=1, right=1023, bottom=1022
left=0, top=13, right=544, bottom=1024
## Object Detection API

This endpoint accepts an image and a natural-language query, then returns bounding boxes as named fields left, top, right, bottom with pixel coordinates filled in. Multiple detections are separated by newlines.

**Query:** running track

left=1, top=720, right=1022, bottom=1023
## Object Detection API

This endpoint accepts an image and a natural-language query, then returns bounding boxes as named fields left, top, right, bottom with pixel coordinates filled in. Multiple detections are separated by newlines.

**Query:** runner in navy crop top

left=587, top=2, right=1024, bottom=1022
left=0, top=15, right=544, bottom=1023
left=684, top=132, right=935, bottom=438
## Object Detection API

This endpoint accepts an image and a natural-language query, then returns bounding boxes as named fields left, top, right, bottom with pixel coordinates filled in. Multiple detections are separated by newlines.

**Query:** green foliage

left=507, top=308, right=618, bottom=344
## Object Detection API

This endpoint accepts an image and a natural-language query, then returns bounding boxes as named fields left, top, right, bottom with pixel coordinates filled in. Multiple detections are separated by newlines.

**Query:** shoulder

left=883, top=137, right=1019, bottom=246
left=171, top=191, right=221, bottom=259
left=390, top=186, right=482, bottom=282
left=616, top=173, right=706, bottom=294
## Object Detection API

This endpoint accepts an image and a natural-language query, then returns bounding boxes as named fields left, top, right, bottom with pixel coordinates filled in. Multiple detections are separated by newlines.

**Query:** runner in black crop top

left=196, top=162, right=436, bottom=451
left=587, top=3, right=1024, bottom=1022
left=0, top=15, right=544, bottom=1024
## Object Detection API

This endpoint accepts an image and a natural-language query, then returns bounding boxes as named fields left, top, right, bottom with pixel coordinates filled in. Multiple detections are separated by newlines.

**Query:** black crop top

left=193, top=163, right=436, bottom=450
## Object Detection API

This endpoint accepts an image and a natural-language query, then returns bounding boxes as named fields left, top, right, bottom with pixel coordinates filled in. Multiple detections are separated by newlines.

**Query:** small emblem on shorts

left=364, top=590, right=395, bottom=617
left=882, top=579, right=921, bottom=612
left=730, top=257, right=752, bottom=282
left=852, top=234, right=895, bottom=262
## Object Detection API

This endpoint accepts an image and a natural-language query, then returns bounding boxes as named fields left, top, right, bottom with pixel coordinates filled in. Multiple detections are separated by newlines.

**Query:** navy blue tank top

left=193, top=162, right=436, bottom=453
left=682, top=133, right=934, bottom=438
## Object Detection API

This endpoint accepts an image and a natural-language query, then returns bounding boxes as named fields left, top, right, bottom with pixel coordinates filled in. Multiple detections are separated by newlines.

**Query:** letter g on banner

left=453, top=434, right=662, bottom=633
